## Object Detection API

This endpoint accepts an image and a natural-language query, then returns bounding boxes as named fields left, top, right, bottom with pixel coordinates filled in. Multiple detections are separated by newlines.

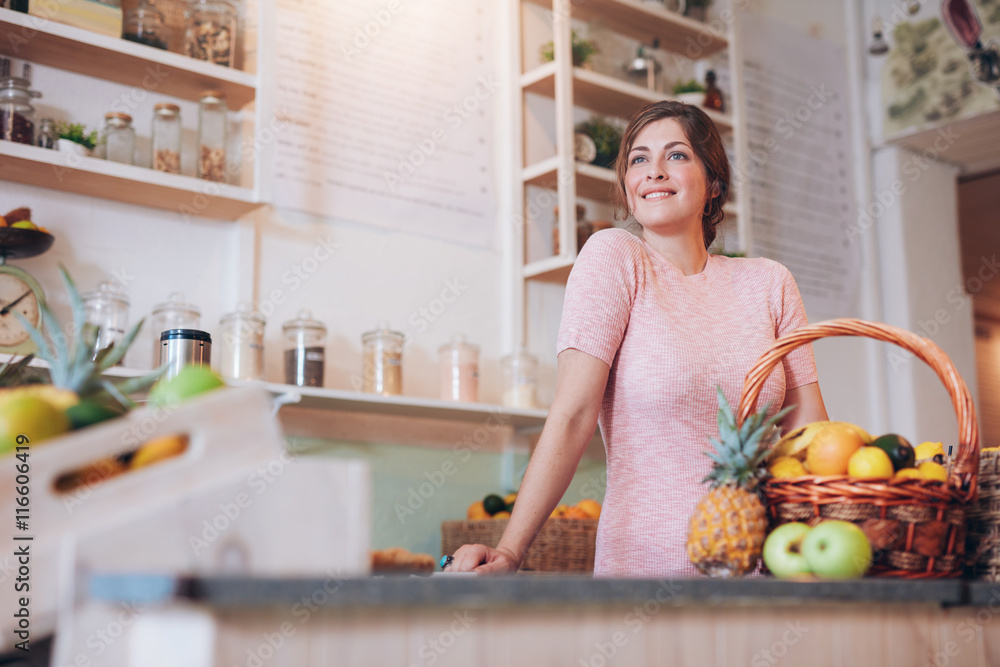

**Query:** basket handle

left=736, top=318, right=979, bottom=502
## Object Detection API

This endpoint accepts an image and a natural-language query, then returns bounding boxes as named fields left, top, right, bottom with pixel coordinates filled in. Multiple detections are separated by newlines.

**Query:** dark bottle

left=703, top=70, right=724, bottom=112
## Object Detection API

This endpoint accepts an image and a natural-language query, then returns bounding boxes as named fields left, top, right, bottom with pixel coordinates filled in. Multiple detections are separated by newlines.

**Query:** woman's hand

left=447, top=544, right=520, bottom=575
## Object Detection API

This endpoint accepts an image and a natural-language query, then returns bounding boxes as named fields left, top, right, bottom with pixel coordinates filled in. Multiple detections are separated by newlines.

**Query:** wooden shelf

left=522, top=65, right=733, bottom=131
left=523, top=255, right=575, bottom=283
left=881, top=108, right=1000, bottom=175
left=0, top=8, right=257, bottom=108
left=523, top=158, right=617, bottom=202
left=524, top=0, right=727, bottom=57
left=0, top=141, right=262, bottom=221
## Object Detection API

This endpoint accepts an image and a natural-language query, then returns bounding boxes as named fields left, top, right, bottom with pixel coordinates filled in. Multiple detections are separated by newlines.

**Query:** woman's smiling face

left=625, top=117, right=711, bottom=236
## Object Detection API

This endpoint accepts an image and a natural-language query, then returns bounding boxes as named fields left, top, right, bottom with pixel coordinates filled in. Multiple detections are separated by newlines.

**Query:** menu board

left=271, top=0, right=495, bottom=247
left=738, top=12, right=860, bottom=315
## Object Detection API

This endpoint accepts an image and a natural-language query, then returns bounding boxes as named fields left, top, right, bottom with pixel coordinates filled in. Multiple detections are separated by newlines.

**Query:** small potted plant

left=575, top=116, right=624, bottom=169
left=672, top=79, right=706, bottom=106
left=55, top=122, right=100, bottom=157
left=540, top=30, right=598, bottom=68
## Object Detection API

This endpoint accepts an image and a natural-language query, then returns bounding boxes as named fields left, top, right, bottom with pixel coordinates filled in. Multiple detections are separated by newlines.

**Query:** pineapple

left=686, top=387, right=793, bottom=577
left=8, top=267, right=161, bottom=419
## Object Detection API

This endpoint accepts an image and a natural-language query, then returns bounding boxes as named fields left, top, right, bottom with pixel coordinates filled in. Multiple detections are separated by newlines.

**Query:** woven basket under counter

left=968, top=451, right=1000, bottom=581
left=735, top=318, right=979, bottom=579
left=441, top=518, right=597, bottom=572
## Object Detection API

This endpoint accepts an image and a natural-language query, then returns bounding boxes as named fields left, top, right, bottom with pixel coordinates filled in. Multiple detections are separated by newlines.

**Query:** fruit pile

left=767, top=421, right=952, bottom=482
left=466, top=493, right=601, bottom=520
left=2, top=207, right=51, bottom=233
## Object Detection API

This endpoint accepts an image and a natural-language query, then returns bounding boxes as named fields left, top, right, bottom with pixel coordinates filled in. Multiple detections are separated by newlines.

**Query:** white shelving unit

left=510, top=0, right=750, bottom=344
left=0, top=6, right=267, bottom=220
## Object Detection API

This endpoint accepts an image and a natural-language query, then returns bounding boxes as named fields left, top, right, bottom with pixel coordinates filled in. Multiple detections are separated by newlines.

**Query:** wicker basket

left=441, top=518, right=597, bottom=572
left=737, top=318, right=979, bottom=579
left=968, top=451, right=1000, bottom=581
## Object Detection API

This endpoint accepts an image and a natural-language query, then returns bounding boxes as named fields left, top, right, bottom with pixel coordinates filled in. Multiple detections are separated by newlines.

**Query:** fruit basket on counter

left=738, top=318, right=979, bottom=579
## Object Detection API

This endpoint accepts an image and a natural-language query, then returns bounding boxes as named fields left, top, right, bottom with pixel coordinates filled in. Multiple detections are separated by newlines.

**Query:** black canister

left=159, top=328, right=212, bottom=380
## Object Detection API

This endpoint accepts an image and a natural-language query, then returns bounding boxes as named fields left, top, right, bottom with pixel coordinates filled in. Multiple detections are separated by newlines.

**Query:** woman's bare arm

left=449, top=348, right=609, bottom=574
left=780, top=381, right=828, bottom=430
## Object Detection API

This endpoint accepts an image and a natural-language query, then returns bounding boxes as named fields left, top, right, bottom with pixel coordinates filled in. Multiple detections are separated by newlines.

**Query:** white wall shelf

left=881, top=108, right=1000, bottom=176
left=0, top=141, right=262, bottom=221
left=0, top=8, right=257, bottom=108
left=523, top=158, right=617, bottom=202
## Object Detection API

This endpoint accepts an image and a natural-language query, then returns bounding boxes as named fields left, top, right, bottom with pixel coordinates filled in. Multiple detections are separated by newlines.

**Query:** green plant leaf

left=99, top=318, right=144, bottom=371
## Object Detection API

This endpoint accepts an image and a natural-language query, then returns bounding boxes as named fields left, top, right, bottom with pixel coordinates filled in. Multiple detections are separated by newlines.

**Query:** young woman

left=449, top=101, right=829, bottom=577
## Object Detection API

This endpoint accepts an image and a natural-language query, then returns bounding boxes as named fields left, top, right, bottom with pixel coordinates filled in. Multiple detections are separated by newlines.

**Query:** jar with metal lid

left=501, top=346, right=539, bottom=409
left=283, top=310, right=326, bottom=387
left=82, top=281, right=130, bottom=362
left=103, top=112, right=135, bottom=164
left=198, top=91, right=227, bottom=182
left=185, top=0, right=237, bottom=67
left=439, top=335, right=479, bottom=403
left=122, top=0, right=168, bottom=49
left=150, top=292, right=200, bottom=368
left=151, top=103, right=181, bottom=173
left=159, top=328, right=211, bottom=381
left=37, top=117, right=57, bottom=149
left=218, top=303, right=264, bottom=381
left=361, top=322, right=403, bottom=396
left=0, top=76, right=39, bottom=145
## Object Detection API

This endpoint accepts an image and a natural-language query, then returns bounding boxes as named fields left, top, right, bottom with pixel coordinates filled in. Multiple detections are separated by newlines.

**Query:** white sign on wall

left=738, top=11, right=860, bottom=315
left=271, top=0, right=495, bottom=247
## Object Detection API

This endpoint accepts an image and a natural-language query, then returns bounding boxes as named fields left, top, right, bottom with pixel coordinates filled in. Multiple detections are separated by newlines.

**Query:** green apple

left=10, top=220, right=37, bottom=230
left=148, top=365, right=225, bottom=408
left=801, top=520, right=872, bottom=579
left=762, top=522, right=813, bottom=579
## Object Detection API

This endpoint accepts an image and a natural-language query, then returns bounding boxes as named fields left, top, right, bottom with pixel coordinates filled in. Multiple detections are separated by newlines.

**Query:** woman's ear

left=709, top=182, right=721, bottom=198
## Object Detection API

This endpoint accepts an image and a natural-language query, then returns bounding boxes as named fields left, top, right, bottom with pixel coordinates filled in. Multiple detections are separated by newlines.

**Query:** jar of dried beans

left=185, top=0, right=237, bottom=68
left=151, top=103, right=181, bottom=173
left=0, top=75, right=39, bottom=145
left=362, top=322, right=404, bottom=396
left=197, top=90, right=226, bottom=182
left=283, top=310, right=326, bottom=388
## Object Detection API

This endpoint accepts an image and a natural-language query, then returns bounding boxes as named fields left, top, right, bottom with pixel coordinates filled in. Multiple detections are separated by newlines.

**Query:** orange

left=805, top=423, right=866, bottom=476
left=847, top=447, right=894, bottom=479
left=576, top=499, right=602, bottom=519
left=918, top=461, right=948, bottom=482
left=769, top=456, right=808, bottom=478
left=891, top=468, right=922, bottom=482
left=467, top=501, right=489, bottom=520
left=562, top=506, right=590, bottom=519
left=492, top=511, right=511, bottom=519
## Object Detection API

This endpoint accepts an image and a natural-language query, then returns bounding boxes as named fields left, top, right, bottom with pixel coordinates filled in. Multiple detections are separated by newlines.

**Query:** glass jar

left=439, top=335, right=479, bottom=403
left=282, top=310, right=326, bottom=387
left=103, top=112, right=135, bottom=165
left=197, top=91, right=227, bottom=182
left=501, top=347, right=538, bottom=409
left=151, top=103, right=181, bottom=173
left=218, top=303, right=264, bottom=381
left=150, top=292, right=200, bottom=368
left=361, top=322, right=403, bottom=396
left=82, top=281, right=130, bottom=362
left=0, top=76, right=39, bottom=145
left=36, top=117, right=57, bottom=149
left=122, top=0, right=169, bottom=49
left=185, top=0, right=237, bottom=67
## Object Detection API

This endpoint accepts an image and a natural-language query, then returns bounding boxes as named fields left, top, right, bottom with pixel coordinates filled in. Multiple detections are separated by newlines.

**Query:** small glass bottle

left=361, top=322, right=404, bottom=396
left=198, top=91, right=227, bottom=182
left=439, top=335, right=479, bottom=403
left=151, top=103, right=181, bottom=173
left=103, top=112, right=135, bottom=164
left=122, top=0, right=169, bottom=50
left=282, top=310, right=326, bottom=387
left=150, top=292, right=200, bottom=368
left=0, top=75, right=39, bottom=145
left=82, top=281, right=130, bottom=362
left=703, top=70, right=725, bottom=112
left=185, top=0, right=237, bottom=67
left=501, top=347, right=539, bottom=409
left=218, top=303, right=264, bottom=381
left=36, top=117, right=57, bottom=149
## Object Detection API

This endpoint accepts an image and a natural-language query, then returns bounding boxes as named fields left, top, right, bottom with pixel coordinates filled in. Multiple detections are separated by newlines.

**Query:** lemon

left=550, top=504, right=568, bottom=518
left=981, top=447, right=1000, bottom=454
left=847, top=446, right=894, bottom=479
left=769, top=456, right=808, bottom=478
left=915, top=442, right=945, bottom=460
left=918, top=461, right=948, bottom=482
left=891, top=468, right=922, bottom=482
left=0, top=394, right=71, bottom=453
left=131, top=434, right=189, bottom=469
left=492, top=511, right=511, bottom=519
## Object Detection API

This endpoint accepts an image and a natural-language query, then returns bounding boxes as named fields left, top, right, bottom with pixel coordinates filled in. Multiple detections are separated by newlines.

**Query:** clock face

left=0, top=273, right=41, bottom=348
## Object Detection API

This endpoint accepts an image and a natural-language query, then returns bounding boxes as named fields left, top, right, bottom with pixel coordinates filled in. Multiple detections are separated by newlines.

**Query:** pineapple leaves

left=99, top=317, right=145, bottom=371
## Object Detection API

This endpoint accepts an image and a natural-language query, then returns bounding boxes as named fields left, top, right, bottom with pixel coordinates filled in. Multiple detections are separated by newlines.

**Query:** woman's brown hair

left=611, top=101, right=731, bottom=250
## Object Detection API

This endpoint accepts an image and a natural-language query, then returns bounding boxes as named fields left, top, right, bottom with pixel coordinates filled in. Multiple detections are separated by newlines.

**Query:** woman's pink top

left=556, top=229, right=818, bottom=577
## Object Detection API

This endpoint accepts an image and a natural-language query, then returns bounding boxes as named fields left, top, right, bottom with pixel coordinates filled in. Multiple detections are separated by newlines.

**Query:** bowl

left=0, top=227, right=55, bottom=259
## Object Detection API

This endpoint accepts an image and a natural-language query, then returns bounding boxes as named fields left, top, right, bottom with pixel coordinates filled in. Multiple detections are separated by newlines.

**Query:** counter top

left=87, top=573, right=995, bottom=609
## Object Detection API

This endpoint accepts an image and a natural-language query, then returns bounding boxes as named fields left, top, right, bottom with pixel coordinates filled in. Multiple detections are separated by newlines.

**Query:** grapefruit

left=805, top=423, right=866, bottom=475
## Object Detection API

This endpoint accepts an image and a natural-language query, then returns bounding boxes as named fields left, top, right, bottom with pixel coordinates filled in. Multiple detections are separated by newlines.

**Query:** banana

left=771, top=420, right=871, bottom=461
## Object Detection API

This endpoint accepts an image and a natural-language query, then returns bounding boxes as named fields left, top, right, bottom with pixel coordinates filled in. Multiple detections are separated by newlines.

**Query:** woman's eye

left=630, top=155, right=647, bottom=165
left=668, top=152, right=687, bottom=160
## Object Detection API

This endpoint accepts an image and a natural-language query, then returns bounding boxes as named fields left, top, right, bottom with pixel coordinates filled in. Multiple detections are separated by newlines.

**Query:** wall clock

left=0, top=227, right=55, bottom=356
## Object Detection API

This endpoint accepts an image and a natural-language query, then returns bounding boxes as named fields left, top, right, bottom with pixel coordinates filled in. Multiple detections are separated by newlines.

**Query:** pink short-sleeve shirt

left=557, top=228, right=818, bottom=577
